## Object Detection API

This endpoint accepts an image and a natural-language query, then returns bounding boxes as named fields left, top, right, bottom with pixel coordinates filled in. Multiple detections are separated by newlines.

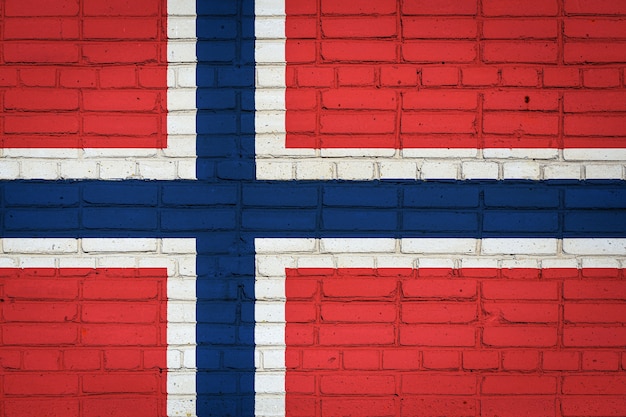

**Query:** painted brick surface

left=1, top=1, right=626, bottom=417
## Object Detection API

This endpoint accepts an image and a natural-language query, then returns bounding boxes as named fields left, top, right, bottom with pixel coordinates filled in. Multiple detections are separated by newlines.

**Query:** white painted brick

left=543, top=164, right=581, bottom=179
left=376, top=255, right=415, bottom=269
left=321, top=238, right=396, bottom=253
left=176, top=256, right=196, bottom=276
left=336, top=160, right=376, bottom=180
left=321, top=148, right=395, bottom=157
left=255, top=396, right=284, bottom=417
left=255, top=350, right=263, bottom=369
left=255, top=279, right=285, bottom=300
left=60, top=160, right=98, bottom=179
left=462, top=161, right=499, bottom=179
left=167, top=372, right=196, bottom=395
left=337, top=255, right=375, bottom=269
left=96, top=256, right=136, bottom=268
left=501, top=259, right=540, bottom=269
left=21, top=160, right=58, bottom=179
left=168, top=323, right=196, bottom=346
left=183, top=348, right=196, bottom=368
left=482, top=238, right=557, bottom=255
left=256, top=17, right=285, bottom=39
left=256, top=89, right=286, bottom=110
left=5, top=148, right=80, bottom=158
left=168, top=89, right=196, bottom=111
left=168, top=113, right=197, bottom=135
left=162, top=239, right=196, bottom=254
left=59, top=258, right=96, bottom=269
left=139, top=160, right=178, bottom=179
left=420, top=161, right=459, bottom=179
left=99, top=160, right=136, bottom=180
left=295, top=161, right=334, bottom=180
left=168, top=301, right=196, bottom=322
left=256, top=160, right=294, bottom=180
left=256, top=66, right=285, bottom=88
left=257, top=255, right=294, bottom=276
left=82, top=238, right=157, bottom=253
left=168, top=41, right=197, bottom=63
left=563, top=238, right=626, bottom=255
left=256, top=111, right=285, bottom=134
left=168, top=0, right=196, bottom=15
left=256, top=0, right=285, bottom=16
left=177, top=160, right=197, bottom=180
left=483, top=148, right=557, bottom=159
left=168, top=278, right=197, bottom=301
left=402, top=148, right=477, bottom=158
left=167, top=67, right=177, bottom=87
left=379, top=160, right=419, bottom=179
left=167, top=349, right=182, bottom=369
left=256, top=135, right=314, bottom=156
left=586, top=164, right=624, bottom=179
left=0, top=257, right=18, bottom=267
left=168, top=17, right=196, bottom=39
left=256, top=40, right=285, bottom=64
left=460, top=258, right=499, bottom=269
left=540, top=258, right=578, bottom=269
left=417, top=258, right=455, bottom=268
left=565, top=148, right=626, bottom=161
left=255, top=373, right=285, bottom=394
left=136, top=258, right=176, bottom=276
left=167, top=397, right=196, bottom=417
left=0, top=161, right=20, bottom=179
left=297, top=256, right=335, bottom=269
left=503, top=161, right=541, bottom=179
left=175, top=65, right=196, bottom=88
left=255, top=323, right=285, bottom=345
left=401, top=238, right=477, bottom=254
left=256, top=238, right=316, bottom=253
left=163, top=136, right=196, bottom=157
left=83, top=148, right=156, bottom=158
left=581, top=257, right=620, bottom=269
left=18, top=257, right=55, bottom=268
left=256, top=302, right=285, bottom=323
left=3, top=238, right=77, bottom=254
left=262, top=349, right=285, bottom=370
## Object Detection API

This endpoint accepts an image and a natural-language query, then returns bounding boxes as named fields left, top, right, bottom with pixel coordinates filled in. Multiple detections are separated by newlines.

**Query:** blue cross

left=3, top=2, right=626, bottom=416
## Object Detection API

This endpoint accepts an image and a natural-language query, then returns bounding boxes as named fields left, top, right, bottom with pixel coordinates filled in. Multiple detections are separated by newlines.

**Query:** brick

left=286, top=301, right=316, bottom=322
left=463, top=350, right=499, bottom=370
left=0, top=350, right=22, bottom=369
left=321, top=0, right=396, bottom=15
left=483, top=326, right=557, bottom=347
left=380, top=66, right=419, bottom=86
left=83, top=90, right=159, bottom=111
left=342, top=349, right=379, bottom=370
left=4, top=17, right=79, bottom=39
left=83, top=398, right=159, bottom=417
left=483, top=302, right=558, bottom=323
left=5, top=0, right=79, bottom=16
left=23, top=349, right=61, bottom=370
left=322, top=399, right=395, bottom=417
left=402, top=373, right=476, bottom=394
left=502, top=350, right=538, bottom=370
left=83, top=0, right=159, bottom=16
left=543, top=67, right=580, bottom=87
left=296, top=66, right=334, bottom=87
left=4, top=399, right=79, bottom=417
left=482, top=281, right=558, bottom=300
left=82, top=43, right=159, bottom=63
left=83, top=373, right=158, bottom=393
left=483, top=112, right=559, bottom=135
left=564, top=281, right=626, bottom=299
left=320, top=375, right=395, bottom=395
left=462, top=66, right=499, bottom=85
left=322, top=89, right=397, bottom=110
left=484, top=90, right=557, bottom=111
left=543, top=350, right=580, bottom=370
left=338, top=66, right=375, bottom=86
left=402, top=0, right=477, bottom=15
left=60, top=68, right=97, bottom=87
left=83, top=115, right=158, bottom=135
left=482, top=375, right=556, bottom=394
left=285, top=373, right=315, bottom=394
left=4, top=42, right=79, bottom=63
left=3, top=302, right=77, bottom=322
left=483, top=19, right=557, bottom=39
left=565, top=375, right=626, bottom=395
left=286, top=40, right=316, bottom=63
left=319, top=324, right=395, bottom=345
left=286, top=89, right=316, bottom=110
left=583, top=68, right=621, bottom=87
left=83, top=17, right=158, bottom=39
left=321, top=302, right=396, bottom=322
left=565, top=0, right=626, bottom=15
left=564, top=327, right=626, bottom=347
left=481, top=398, right=555, bottom=417
left=402, top=17, right=477, bottom=39
left=402, top=279, right=476, bottom=299
left=423, top=350, right=460, bottom=369
left=565, top=42, right=626, bottom=64
left=483, top=42, right=558, bottom=63
left=99, top=66, right=137, bottom=87
left=401, top=112, right=476, bottom=133
left=566, top=19, right=626, bottom=39
left=403, top=41, right=476, bottom=63
left=321, top=112, right=396, bottom=134
left=82, top=303, right=157, bottom=323
left=402, top=302, right=477, bottom=323
left=421, top=66, right=459, bottom=86
left=483, top=0, right=558, bottom=16
left=321, top=41, right=396, bottom=62
left=562, top=397, right=626, bottom=417
left=285, top=16, right=317, bottom=38
left=5, top=114, right=79, bottom=134
left=4, top=278, right=78, bottom=299
left=402, top=397, right=476, bottom=417
left=382, top=349, right=420, bottom=369
left=4, top=373, right=78, bottom=395
left=565, top=303, right=626, bottom=323
left=565, top=91, right=626, bottom=112
left=81, top=324, right=158, bottom=346
left=400, top=325, right=476, bottom=346
left=286, top=324, right=315, bottom=345
left=64, top=349, right=101, bottom=370
left=0, top=68, right=19, bottom=86
left=286, top=111, right=317, bottom=133
left=582, top=351, right=620, bottom=371
left=4, top=88, right=78, bottom=111
left=322, top=16, right=397, bottom=38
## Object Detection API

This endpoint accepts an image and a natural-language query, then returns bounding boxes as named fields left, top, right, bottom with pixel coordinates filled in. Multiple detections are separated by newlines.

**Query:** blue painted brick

left=403, top=211, right=479, bottom=232
left=197, top=232, right=241, bottom=254
left=197, top=89, right=237, bottom=110
left=161, top=209, right=236, bottom=231
left=83, top=183, right=158, bottom=205
left=237, top=325, right=254, bottom=345
left=242, top=209, right=317, bottom=230
left=243, top=184, right=318, bottom=207
left=83, top=208, right=157, bottom=230
left=196, top=399, right=238, bottom=417
left=322, top=209, right=397, bottom=231
left=218, top=257, right=255, bottom=276
left=484, top=186, right=560, bottom=208
left=564, top=211, right=626, bottom=233
left=196, top=136, right=239, bottom=158
left=218, top=68, right=254, bottom=87
left=196, top=64, right=215, bottom=87
left=196, top=373, right=238, bottom=394
left=197, top=114, right=238, bottom=134
left=223, top=350, right=254, bottom=370
left=5, top=209, right=78, bottom=230
left=197, top=1, right=238, bottom=15
left=197, top=18, right=238, bottom=39
left=324, top=186, right=398, bottom=207
left=197, top=325, right=237, bottom=345
left=217, top=161, right=255, bottom=180
left=484, top=211, right=559, bottom=233
left=162, top=184, right=238, bottom=205
left=565, top=188, right=626, bottom=208
left=197, top=279, right=239, bottom=300
left=4, top=183, right=78, bottom=206
left=240, top=112, right=255, bottom=134
left=197, top=302, right=238, bottom=324
left=197, top=42, right=237, bottom=62
left=404, top=185, right=480, bottom=208
left=195, top=347, right=221, bottom=369
left=241, top=90, right=254, bottom=111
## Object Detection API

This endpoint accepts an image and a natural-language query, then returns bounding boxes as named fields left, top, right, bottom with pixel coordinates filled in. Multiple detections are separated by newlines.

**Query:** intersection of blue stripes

left=1, top=2, right=626, bottom=416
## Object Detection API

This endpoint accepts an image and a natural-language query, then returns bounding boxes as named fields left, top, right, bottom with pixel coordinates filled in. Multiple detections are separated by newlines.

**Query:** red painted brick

left=321, top=0, right=396, bottom=15
left=463, top=350, right=499, bottom=370
left=82, top=43, right=159, bottom=64
left=286, top=301, right=316, bottom=322
left=483, top=19, right=557, bottom=39
left=83, top=18, right=158, bottom=39
left=543, top=351, right=580, bottom=370
left=565, top=303, right=626, bottom=323
left=565, top=18, right=626, bottom=39
left=483, top=0, right=558, bottom=16
left=564, top=327, right=626, bottom=347
left=82, top=303, right=157, bottom=323
left=421, top=66, right=459, bottom=86
left=543, top=67, right=581, bottom=87
left=402, top=373, right=476, bottom=394
left=565, top=42, right=626, bottom=64
left=138, top=66, right=166, bottom=88
left=83, top=373, right=158, bottom=393
left=286, top=0, right=316, bottom=15
left=4, top=43, right=79, bottom=63
left=382, top=349, right=419, bottom=369
left=380, top=65, right=419, bottom=86
left=561, top=396, right=626, bottom=417
left=403, top=41, right=477, bottom=63
left=104, top=349, right=142, bottom=369
left=286, top=111, right=316, bottom=133
left=83, top=0, right=159, bottom=16
left=423, top=350, right=460, bottom=369
left=321, top=89, right=397, bottom=110
left=322, top=399, right=396, bottom=417
left=483, top=302, right=558, bottom=323
left=321, top=112, right=395, bottom=134
left=23, top=349, right=61, bottom=370
left=564, top=375, right=626, bottom=395
left=482, top=280, right=558, bottom=300
left=60, top=68, right=97, bottom=88
left=402, top=112, right=476, bottom=134
left=64, top=349, right=101, bottom=370
left=564, top=281, right=626, bottom=299
left=321, top=302, right=396, bottom=322
left=83, top=114, right=159, bottom=136
left=337, top=66, right=375, bottom=86
left=5, top=0, right=79, bottom=16
left=483, top=112, right=559, bottom=135
left=301, top=349, right=340, bottom=369
left=482, top=375, right=556, bottom=394
left=401, top=325, right=476, bottom=346
left=4, top=88, right=79, bottom=111
left=502, top=66, right=540, bottom=87
left=0, top=350, right=22, bottom=369
left=2, top=301, right=77, bottom=322
left=83, top=90, right=159, bottom=111
left=81, top=324, right=158, bottom=346
left=484, top=42, right=558, bottom=63
left=481, top=397, right=555, bottom=417
left=296, top=66, right=334, bottom=87
left=82, top=279, right=159, bottom=300
left=342, top=349, right=380, bottom=370
left=322, top=16, right=397, bottom=38
left=319, top=324, right=395, bottom=345
left=482, top=326, right=557, bottom=347
left=286, top=373, right=315, bottom=394
left=4, top=399, right=79, bottom=417
left=0, top=68, right=19, bottom=86
left=3, top=324, right=78, bottom=345
left=484, top=90, right=558, bottom=111
left=583, top=68, right=621, bottom=87
left=143, top=348, right=166, bottom=369
left=83, top=398, right=160, bottom=417
left=402, top=302, right=477, bottom=323
left=99, top=66, right=138, bottom=87
left=321, top=374, right=395, bottom=395
left=402, top=0, right=477, bottom=15
left=285, top=16, right=317, bottom=38
left=286, top=40, right=317, bottom=63
left=286, top=324, right=315, bottom=345
left=402, top=397, right=476, bottom=417
left=462, top=66, right=500, bottom=85
left=4, top=17, right=79, bottom=39
left=5, top=114, right=79, bottom=134
left=582, top=351, right=620, bottom=371
left=564, top=0, right=626, bottom=15
left=322, top=41, right=396, bottom=62
left=565, top=91, right=626, bottom=112
left=403, top=17, right=477, bottom=39
left=402, top=279, right=476, bottom=299
left=4, top=373, right=78, bottom=395
left=403, top=90, right=477, bottom=110
left=285, top=278, right=318, bottom=299
left=502, top=350, right=538, bottom=370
